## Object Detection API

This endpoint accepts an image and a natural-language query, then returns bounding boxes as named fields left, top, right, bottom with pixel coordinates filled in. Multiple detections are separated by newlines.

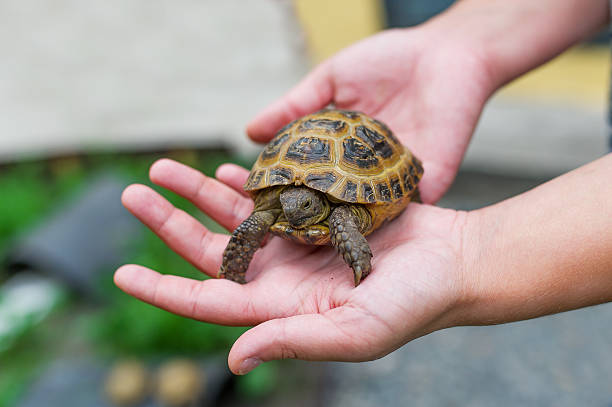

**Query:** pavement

left=323, top=303, right=612, bottom=406
left=466, top=98, right=608, bottom=177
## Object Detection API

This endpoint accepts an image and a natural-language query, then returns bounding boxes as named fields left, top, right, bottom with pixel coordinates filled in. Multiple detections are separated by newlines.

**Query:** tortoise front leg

left=219, top=187, right=283, bottom=283
left=329, top=205, right=372, bottom=286
left=219, top=209, right=279, bottom=283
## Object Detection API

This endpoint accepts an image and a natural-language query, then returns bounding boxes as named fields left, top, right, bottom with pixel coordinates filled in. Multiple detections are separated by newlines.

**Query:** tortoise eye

left=303, top=200, right=311, bottom=209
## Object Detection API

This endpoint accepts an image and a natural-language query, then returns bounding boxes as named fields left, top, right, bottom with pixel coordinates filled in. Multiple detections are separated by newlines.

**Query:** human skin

left=459, top=154, right=612, bottom=325
left=114, top=0, right=611, bottom=374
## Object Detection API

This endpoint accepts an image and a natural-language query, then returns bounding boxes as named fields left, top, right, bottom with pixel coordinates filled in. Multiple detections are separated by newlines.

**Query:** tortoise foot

left=329, top=206, right=372, bottom=286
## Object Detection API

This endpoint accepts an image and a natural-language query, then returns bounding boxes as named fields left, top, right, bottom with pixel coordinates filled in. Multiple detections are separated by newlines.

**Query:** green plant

left=0, top=150, right=255, bottom=406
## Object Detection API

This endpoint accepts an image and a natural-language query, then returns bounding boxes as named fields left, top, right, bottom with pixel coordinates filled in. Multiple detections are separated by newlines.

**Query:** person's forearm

left=425, top=0, right=609, bottom=88
left=460, top=154, right=612, bottom=325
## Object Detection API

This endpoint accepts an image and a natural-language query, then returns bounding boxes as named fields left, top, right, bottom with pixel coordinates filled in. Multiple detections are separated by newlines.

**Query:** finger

left=149, top=159, right=253, bottom=231
left=228, top=307, right=381, bottom=375
left=215, top=163, right=251, bottom=198
left=247, top=61, right=334, bottom=143
left=416, top=160, right=454, bottom=204
left=122, top=183, right=227, bottom=276
left=114, top=264, right=276, bottom=325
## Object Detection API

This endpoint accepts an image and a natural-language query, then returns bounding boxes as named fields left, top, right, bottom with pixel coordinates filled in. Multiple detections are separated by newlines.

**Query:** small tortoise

left=219, top=109, right=423, bottom=286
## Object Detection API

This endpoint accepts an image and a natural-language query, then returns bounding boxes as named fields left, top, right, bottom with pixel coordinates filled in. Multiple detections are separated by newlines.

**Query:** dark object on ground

left=4, top=174, right=140, bottom=299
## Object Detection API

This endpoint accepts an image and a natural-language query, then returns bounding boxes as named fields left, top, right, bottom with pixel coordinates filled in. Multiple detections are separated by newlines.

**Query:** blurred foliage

left=235, top=361, right=278, bottom=400
left=0, top=149, right=259, bottom=406
left=88, top=229, right=247, bottom=357
left=0, top=149, right=252, bottom=262
left=0, top=163, right=54, bottom=247
left=84, top=149, right=253, bottom=356
left=0, top=310, right=66, bottom=407
left=0, top=344, right=44, bottom=407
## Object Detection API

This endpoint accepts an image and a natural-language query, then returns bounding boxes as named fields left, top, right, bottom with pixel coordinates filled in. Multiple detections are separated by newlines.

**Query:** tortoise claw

left=353, top=265, right=363, bottom=286
left=218, top=264, right=247, bottom=284
left=330, top=205, right=373, bottom=286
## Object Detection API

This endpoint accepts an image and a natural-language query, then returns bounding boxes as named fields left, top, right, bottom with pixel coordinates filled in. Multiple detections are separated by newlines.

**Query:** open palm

left=114, top=159, right=469, bottom=374
left=247, top=28, right=494, bottom=203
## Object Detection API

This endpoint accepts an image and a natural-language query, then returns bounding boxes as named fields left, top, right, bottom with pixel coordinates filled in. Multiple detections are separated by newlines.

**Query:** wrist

left=421, top=0, right=610, bottom=90
left=453, top=156, right=612, bottom=326
left=416, top=11, right=502, bottom=95
left=453, top=203, right=536, bottom=327
left=453, top=207, right=492, bottom=326
left=416, top=207, right=491, bottom=332
left=454, top=204, right=533, bottom=327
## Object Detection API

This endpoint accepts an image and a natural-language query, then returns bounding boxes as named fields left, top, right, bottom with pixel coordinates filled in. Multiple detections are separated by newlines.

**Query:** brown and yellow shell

left=244, top=109, right=423, bottom=233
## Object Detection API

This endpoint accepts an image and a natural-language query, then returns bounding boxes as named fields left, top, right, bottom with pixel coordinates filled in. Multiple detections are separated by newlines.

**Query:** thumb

left=246, top=61, right=334, bottom=143
left=228, top=309, right=375, bottom=375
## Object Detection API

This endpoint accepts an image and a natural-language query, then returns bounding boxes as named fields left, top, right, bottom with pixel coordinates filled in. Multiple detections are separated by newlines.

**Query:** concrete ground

left=323, top=303, right=612, bottom=406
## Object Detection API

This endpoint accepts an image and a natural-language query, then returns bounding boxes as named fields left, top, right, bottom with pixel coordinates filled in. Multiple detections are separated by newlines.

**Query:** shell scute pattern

left=245, top=110, right=423, bottom=212
left=260, top=132, right=289, bottom=162
left=298, top=118, right=347, bottom=133
left=368, top=117, right=402, bottom=146
left=390, top=176, right=403, bottom=199
left=341, top=180, right=358, bottom=202
left=353, top=125, right=394, bottom=159
left=341, top=137, right=379, bottom=169
left=304, top=172, right=338, bottom=192
left=268, top=167, right=293, bottom=184
left=361, top=182, right=375, bottom=203
left=284, top=137, right=332, bottom=165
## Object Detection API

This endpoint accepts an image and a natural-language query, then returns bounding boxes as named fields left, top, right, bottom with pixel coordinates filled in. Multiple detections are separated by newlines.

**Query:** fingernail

left=238, top=357, right=262, bottom=375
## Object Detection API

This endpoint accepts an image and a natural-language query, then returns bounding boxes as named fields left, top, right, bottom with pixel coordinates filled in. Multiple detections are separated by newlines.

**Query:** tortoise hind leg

left=219, top=209, right=279, bottom=283
left=329, top=205, right=372, bottom=286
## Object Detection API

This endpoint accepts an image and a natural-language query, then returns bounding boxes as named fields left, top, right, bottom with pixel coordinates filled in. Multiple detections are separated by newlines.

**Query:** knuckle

left=187, top=281, right=205, bottom=319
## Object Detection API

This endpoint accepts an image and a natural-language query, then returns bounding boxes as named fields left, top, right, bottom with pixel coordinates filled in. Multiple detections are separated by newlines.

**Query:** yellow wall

left=499, top=46, right=609, bottom=108
left=293, top=0, right=385, bottom=62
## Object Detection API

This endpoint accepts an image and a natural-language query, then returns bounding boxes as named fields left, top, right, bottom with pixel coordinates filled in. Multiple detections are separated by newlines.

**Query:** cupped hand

left=248, top=27, right=495, bottom=203
left=114, top=159, right=471, bottom=375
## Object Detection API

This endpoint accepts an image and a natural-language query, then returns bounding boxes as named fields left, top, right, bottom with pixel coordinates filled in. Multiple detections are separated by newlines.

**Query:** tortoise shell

left=244, top=109, right=423, bottom=234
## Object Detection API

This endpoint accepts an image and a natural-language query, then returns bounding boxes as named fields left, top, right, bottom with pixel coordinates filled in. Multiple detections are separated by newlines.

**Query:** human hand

left=114, top=159, right=470, bottom=374
left=247, top=27, right=496, bottom=203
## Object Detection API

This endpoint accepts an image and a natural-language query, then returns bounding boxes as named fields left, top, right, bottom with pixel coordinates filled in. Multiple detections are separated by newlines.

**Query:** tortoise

left=218, top=109, right=423, bottom=286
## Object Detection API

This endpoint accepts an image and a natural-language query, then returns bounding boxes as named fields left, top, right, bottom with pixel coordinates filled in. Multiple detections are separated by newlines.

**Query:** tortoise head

left=279, top=186, right=330, bottom=228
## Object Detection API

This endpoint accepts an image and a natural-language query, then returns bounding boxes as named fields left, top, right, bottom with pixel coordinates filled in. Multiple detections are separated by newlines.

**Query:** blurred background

left=0, top=1, right=610, bottom=406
